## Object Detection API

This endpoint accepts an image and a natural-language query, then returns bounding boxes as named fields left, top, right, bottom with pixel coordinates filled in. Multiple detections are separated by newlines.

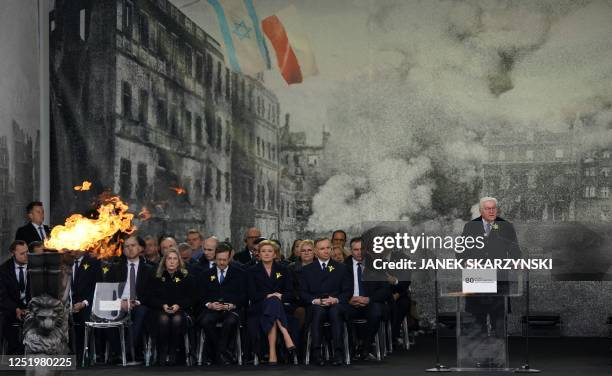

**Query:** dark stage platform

left=5, top=336, right=612, bottom=375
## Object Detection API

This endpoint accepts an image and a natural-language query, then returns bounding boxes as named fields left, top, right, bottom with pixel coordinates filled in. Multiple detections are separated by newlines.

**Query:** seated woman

left=143, top=247, right=195, bottom=365
left=331, top=245, right=346, bottom=263
left=287, top=239, right=302, bottom=263
left=248, top=240, right=297, bottom=365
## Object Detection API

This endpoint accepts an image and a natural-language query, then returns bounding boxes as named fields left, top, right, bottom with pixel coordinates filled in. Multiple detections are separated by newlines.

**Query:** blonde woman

left=143, top=247, right=195, bottom=366
left=247, top=240, right=296, bottom=365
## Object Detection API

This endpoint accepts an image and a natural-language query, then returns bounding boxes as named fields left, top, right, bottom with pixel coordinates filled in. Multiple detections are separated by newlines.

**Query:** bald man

left=234, top=227, right=261, bottom=264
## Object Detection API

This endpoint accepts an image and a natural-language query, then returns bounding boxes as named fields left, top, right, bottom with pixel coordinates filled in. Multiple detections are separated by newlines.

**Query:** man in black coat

left=234, top=227, right=261, bottom=265
left=344, top=237, right=390, bottom=360
left=0, top=240, right=30, bottom=354
left=70, top=250, right=103, bottom=363
left=197, top=242, right=247, bottom=365
left=299, top=238, right=352, bottom=366
left=107, top=236, right=154, bottom=359
left=14, top=201, right=50, bottom=246
left=460, top=197, right=521, bottom=338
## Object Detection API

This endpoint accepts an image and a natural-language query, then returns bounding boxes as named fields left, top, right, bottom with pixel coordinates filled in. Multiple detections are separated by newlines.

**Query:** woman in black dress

left=144, top=247, right=194, bottom=365
left=248, top=240, right=296, bottom=364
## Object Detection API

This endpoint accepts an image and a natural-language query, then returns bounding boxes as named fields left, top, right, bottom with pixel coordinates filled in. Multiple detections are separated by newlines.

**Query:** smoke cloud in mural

left=308, top=0, right=612, bottom=232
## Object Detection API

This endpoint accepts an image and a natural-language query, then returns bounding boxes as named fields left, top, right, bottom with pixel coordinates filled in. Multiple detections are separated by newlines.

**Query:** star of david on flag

left=208, top=0, right=271, bottom=75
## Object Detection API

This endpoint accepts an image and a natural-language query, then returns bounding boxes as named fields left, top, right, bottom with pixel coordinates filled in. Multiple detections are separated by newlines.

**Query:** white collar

left=127, top=258, right=140, bottom=265
left=318, top=258, right=330, bottom=267
left=352, top=257, right=363, bottom=267
left=14, top=260, right=27, bottom=269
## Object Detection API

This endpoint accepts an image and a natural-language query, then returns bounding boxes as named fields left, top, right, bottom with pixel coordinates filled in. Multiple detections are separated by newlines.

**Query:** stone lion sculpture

left=23, top=294, right=70, bottom=355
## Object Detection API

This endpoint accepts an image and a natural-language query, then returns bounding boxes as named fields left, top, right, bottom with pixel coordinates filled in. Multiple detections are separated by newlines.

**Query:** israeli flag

left=208, top=0, right=271, bottom=75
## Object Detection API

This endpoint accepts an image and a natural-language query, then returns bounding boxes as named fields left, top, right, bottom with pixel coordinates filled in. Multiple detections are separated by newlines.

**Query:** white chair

left=82, top=282, right=134, bottom=367
left=304, top=321, right=351, bottom=365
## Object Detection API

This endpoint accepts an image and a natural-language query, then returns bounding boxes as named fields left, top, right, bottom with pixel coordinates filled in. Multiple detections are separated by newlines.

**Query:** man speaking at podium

left=459, top=196, right=522, bottom=366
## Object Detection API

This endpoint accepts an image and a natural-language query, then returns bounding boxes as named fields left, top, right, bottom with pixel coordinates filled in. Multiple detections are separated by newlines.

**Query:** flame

left=170, top=186, right=187, bottom=195
left=138, top=206, right=151, bottom=221
left=74, top=181, right=92, bottom=191
left=44, top=196, right=135, bottom=258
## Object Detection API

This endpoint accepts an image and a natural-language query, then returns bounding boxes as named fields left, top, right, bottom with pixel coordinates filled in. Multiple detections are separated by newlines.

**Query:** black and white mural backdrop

left=48, top=0, right=612, bottom=335
left=0, top=0, right=41, bottom=259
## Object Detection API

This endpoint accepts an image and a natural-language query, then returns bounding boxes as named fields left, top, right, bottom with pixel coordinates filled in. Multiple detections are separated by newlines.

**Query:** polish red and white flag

left=262, top=5, right=318, bottom=85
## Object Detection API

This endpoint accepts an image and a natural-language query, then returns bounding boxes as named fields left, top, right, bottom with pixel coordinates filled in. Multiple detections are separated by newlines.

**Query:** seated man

left=299, top=238, right=351, bottom=366
left=197, top=242, right=246, bottom=365
left=108, top=235, right=154, bottom=360
left=0, top=240, right=30, bottom=354
left=178, top=242, right=204, bottom=276
left=344, top=237, right=390, bottom=360
left=71, top=249, right=103, bottom=363
left=199, top=237, right=218, bottom=271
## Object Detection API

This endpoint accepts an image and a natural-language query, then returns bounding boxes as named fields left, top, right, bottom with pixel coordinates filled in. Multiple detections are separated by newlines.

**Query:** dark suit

left=14, top=223, right=50, bottom=246
left=344, top=256, right=390, bottom=348
left=299, top=259, right=352, bottom=360
left=235, top=247, right=255, bottom=265
left=197, top=265, right=247, bottom=361
left=460, top=216, right=521, bottom=334
left=0, top=258, right=31, bottom=354
left=247, top=262, right=296, bottom=353
left=71, top=254, right=103, bottom=361
left=184, top=259, right=205, bottom=277
left=108, top=257, right=155, bottom=353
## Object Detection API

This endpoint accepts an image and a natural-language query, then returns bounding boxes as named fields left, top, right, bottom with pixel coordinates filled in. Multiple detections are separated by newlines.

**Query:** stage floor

left=6, top=336, right=612, bottom=375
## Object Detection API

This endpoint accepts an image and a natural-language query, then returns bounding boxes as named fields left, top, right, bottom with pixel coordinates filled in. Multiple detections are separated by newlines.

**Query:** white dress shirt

left=482, top=219, right=494, bottom=235
left=31, top=222, right=46, bottom=240
left=352, top=258, right=362, bottom=297
left=14, top=261, right=27, bottom=302
left=72, top=256, right=88, bottom=306
left=217, top=266, right=228, bottom=282
left=317, top=258, right=330, bottom=270
left=121, top=258, right=140, bottom=299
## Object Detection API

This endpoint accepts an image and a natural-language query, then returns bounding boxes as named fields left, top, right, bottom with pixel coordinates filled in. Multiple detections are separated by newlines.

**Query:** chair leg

left=343, top=323, right=351, bottom=365
left=379, top=322, right=386, bottom=357
left=402, top=317, right=410, bottom=350
left=374, top=331, right=382, bottom=361
left=82, top=326, right=90, bottom=368
left=91, top=329, right=97, bottom=365
left=119, top=326, right=127, bottom=367
left=144, top=336, right=150, bottom=367
left=104, top=337, right=110, bottom=364
left=184, top=333, right=191, bottom=366
left=305, top=326, right=311, bottom=365
left=387, top=320, right=393, bottom=354
left=127, top=325, right=135, bottom=362
left=236, top=327, right=243, bottom=366
left=197, top=328, right=205, bottom=366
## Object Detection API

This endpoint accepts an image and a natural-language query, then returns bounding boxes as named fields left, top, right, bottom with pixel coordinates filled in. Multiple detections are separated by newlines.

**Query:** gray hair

left=479, top=196, right=498, bottom=209
left=178, top=242, right=191, bottom=252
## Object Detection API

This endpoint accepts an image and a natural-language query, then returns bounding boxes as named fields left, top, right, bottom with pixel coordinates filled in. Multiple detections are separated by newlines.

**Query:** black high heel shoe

left=286, top=346, right=298, bottom=365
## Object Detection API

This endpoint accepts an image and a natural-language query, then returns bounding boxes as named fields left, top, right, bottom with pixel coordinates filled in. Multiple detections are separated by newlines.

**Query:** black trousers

left=392, top=295, right=411, bottom=338
left=72, top=308, right=91, bottom=362
left=345, top=302, right=383, bottom=345
left=198, top=309, right=240, bottom=359
left=307, top=304, right=344, bottom=356
left=1, top=312, right=22, bottom=355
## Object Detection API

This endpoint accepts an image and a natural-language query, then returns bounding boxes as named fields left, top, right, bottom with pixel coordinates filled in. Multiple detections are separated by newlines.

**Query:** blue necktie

left=38, top=225, right=45, bottom=240
left=219, top=269, right=225, bottom=284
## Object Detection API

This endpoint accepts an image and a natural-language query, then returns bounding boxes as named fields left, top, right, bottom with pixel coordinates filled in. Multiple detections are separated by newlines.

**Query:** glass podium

left=428, top=267, right=530, bottom=372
